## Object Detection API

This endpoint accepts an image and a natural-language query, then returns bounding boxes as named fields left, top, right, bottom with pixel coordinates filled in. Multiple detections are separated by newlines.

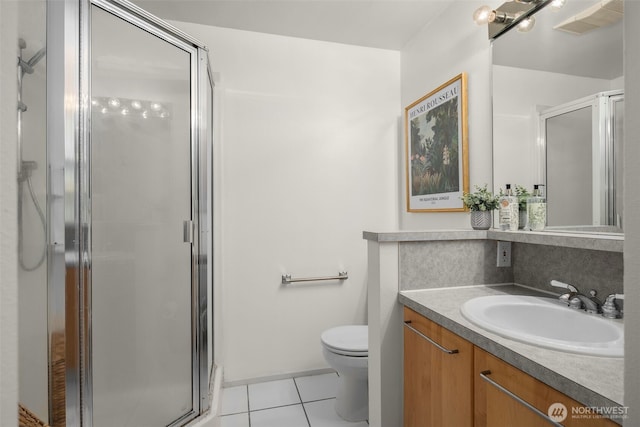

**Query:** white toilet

left=320, top=325, right=368, bottom=422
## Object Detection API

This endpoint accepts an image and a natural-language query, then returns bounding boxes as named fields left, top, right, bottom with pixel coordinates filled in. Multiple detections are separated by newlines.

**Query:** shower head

left=27, top=48, right=46, bottom=68
left=18, top=39, right=46, bottom=77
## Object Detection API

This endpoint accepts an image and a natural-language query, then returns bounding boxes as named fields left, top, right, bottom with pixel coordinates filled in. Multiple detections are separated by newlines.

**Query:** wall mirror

left=491, top=0, right=624, bottom=233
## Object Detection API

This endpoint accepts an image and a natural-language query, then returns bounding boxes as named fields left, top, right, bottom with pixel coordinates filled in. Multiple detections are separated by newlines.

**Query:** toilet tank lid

left=321, top=325, right=368, bottom=353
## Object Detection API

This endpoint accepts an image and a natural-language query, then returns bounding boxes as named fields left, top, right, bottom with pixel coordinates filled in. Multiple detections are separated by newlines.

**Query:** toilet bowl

left=321, top=325, right=368, bottom=422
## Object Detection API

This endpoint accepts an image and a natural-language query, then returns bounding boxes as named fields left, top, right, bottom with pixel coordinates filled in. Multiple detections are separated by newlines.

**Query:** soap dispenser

left=498, top=184, right=519, bottom=231
left=526, top=184, right=546, bottom=231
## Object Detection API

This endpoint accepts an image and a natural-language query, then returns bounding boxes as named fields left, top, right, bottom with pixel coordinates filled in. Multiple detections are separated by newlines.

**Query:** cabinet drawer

left=403, top=307, right=473, bottom=427
left=474, top=347, right=619, bottom=426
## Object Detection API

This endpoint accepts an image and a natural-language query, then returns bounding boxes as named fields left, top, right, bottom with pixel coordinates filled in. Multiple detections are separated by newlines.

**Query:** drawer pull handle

left=479, top=370, right=564, bottom=427
left=403, top=321, right=459, bottom=354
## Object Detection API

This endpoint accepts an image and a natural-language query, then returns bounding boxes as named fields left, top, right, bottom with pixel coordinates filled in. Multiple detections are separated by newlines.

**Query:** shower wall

left=17, top=0, right=48, bottom=421
left=0, top=1, right=19, bottom=425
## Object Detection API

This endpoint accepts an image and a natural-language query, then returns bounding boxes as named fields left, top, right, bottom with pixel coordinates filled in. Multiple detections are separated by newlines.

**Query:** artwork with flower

left=409, top=97, right=460, bottom=196
left=405, top=73, right=469, bottom=212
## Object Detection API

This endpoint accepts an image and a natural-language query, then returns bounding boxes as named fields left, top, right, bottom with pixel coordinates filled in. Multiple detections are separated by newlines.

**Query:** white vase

left=470, top=211, right=492, bottom=230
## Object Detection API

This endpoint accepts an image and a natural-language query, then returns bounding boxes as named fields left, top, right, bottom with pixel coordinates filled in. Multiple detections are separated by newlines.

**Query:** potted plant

left=462, top=184, right=499, bottom=230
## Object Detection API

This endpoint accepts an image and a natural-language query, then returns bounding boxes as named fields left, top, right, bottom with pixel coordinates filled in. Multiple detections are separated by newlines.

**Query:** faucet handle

left=550, top=280, right=579, bottom=305
left=602, top=294, right=624, bottom=319
left=550, top=280, right=578, bottom=293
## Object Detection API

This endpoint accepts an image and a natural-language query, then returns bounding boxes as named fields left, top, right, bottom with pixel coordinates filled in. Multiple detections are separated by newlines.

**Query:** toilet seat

left=321, top=325, right=368, bottom=357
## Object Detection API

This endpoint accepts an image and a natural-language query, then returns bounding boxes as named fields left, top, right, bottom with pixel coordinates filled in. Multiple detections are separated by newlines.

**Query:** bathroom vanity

left=401, top=287, right=622, bottom=426
left=363, top=229, right=624, bottom=427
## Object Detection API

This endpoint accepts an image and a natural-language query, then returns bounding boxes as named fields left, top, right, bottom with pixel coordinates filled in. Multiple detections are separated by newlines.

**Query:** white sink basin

left=460, top=295, right=624, bottom=357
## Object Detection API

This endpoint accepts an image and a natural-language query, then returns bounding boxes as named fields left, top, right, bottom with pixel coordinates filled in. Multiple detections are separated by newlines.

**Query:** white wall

left=0, top=0, right=19, bottom=424
left=171, top=21, right=400, bottom=382
left=400, top=0, right=493, bottom=230
left=16, top=0, right=48, bottom=419
left=624, top=1, right=640, bottom=424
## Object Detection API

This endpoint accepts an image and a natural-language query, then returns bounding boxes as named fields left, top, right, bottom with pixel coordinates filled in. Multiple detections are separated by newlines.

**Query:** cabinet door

left=403, top=307, right=473, bottom=427
left=474, top=347, right=619, bottom=427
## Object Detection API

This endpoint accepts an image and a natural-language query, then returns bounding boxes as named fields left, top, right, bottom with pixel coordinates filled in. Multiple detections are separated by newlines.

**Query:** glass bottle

left=527, top=184, right=547, bottom=231
left=498, top=184, right=519, bottom=231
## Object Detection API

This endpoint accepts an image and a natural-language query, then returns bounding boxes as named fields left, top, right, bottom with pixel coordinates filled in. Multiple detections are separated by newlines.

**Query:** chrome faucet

left=550, top=280, right=578, bottom=304
left=550, top=280, right=602, bottom=314
left=569, top=290, right=602, bottom=314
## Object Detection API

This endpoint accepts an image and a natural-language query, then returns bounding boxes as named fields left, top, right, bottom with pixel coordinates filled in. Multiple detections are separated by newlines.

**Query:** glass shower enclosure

left=17, top=0, right=213, bottom=425
left=539, top=90, right=624, bottom=231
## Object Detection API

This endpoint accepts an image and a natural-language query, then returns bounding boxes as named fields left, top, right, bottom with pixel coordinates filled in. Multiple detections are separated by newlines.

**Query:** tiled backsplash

left=399, top=239, right=623, bottom=298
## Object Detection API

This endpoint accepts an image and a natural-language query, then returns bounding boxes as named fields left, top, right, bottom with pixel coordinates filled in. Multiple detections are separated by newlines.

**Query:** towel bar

left=282, top=271, right=348, bottom=284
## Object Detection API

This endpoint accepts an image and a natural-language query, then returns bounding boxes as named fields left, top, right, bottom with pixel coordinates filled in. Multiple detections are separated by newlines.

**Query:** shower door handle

left=183, top=220, right=194, bottom=243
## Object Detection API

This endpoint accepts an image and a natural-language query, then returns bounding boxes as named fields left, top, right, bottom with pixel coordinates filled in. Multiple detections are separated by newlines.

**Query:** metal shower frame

left=46, top=0, right=213, bottom=425
left=537, top=90, right=624, bottom=228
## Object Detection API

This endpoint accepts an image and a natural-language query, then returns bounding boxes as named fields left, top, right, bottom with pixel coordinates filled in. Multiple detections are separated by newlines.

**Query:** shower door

left=541, top=91, right=624, bottom=230
left=82, top=1, right=207, bottom=426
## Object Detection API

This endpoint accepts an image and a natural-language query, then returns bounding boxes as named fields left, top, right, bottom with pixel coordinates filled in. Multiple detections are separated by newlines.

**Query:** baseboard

left=223, top=367, right=336, bottom=388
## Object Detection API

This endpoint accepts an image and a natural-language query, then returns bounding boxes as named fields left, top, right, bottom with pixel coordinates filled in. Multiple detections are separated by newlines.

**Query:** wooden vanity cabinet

left=403, top=307, right=620, bottom=427
left=403, top=307, right=474, bottom=427
left=474, top=347, right=618, bottom=427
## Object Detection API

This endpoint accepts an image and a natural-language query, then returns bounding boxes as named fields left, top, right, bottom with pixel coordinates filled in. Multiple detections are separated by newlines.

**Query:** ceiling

left=131, top=0, right=623, bottom=77
left=131, top=0, right=450, bottom=50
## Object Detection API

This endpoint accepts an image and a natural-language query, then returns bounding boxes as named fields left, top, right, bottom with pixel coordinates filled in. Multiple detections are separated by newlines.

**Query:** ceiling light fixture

left=473, top=5, right=495, bottom=25
left=473, top=7, right=520, bottom=25
left=473, top=0, right=554, bottom=39
left=550, top=0, right=566, bottom=11
left=516, top=15, right=536, bottom=32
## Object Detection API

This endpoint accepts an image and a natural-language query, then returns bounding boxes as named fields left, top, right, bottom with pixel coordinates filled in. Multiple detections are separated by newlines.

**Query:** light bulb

left=121, top=108, right=130, bottom=116
left=473, top=5, right=495, bottom=25
left=517, top=16, right=536, bottom=32
left=550, top=0, right=566, bottom=10
left=131, top=100, right=142, bottom=110
left=142, top=110, right=149, bottom=119
left=150, top=102, right=162, bottom=111
left=108, top=98, right=120, bottom=108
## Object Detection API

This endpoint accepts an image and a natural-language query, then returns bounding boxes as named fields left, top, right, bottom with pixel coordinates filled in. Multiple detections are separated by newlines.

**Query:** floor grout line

left=245, top=384, right=251, bottom=427
left=302, top=396, right=336, bottom=404
left=293, top=377, right=312, bottom=427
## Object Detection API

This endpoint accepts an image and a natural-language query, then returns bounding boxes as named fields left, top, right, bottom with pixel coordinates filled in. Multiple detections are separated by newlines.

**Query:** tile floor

left=220, top=372, right=369, bottom=427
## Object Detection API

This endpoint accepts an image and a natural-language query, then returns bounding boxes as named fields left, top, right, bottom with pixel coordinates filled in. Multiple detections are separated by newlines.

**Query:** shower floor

left=220, top=372, right=369, bottom=427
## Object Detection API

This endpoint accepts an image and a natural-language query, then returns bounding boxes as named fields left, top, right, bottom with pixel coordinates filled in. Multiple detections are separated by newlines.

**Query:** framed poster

left=405, top=73, right=469, bottom=212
